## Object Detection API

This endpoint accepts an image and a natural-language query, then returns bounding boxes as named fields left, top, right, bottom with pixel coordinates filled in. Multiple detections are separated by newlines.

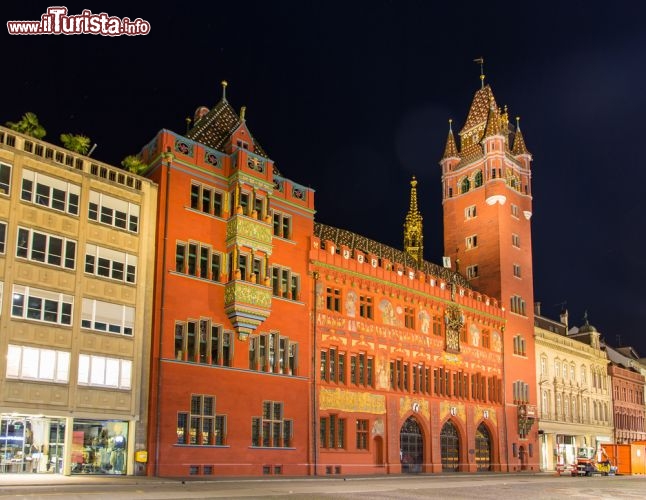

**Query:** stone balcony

left=224, top=279, right=272, bottom=340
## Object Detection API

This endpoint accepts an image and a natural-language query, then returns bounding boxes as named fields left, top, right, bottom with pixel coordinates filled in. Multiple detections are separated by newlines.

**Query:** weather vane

left=473, top=57, right=485, bottom=88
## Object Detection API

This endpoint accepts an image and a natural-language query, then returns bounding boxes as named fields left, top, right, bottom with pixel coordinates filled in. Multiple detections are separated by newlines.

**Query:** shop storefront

left=0, top=415, right=129, bottom=475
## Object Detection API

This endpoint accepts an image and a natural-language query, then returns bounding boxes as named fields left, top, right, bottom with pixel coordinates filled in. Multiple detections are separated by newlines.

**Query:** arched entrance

left=399, top=417, right=423, bottom=473
left=475, top=423, right=492, bottom=471
left=440, top=420, right=460, bottom=471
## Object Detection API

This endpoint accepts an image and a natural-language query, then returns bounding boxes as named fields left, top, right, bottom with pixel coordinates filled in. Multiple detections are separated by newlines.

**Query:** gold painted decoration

left=474, top=406, right=497, bottom=425
left=225, top=215, right=273, bottom=254
left=319, top=387, right=386, bottom=414
left=399, top=396, right=430, bottom=420
left=445, top=303, right=464, bottom=353
left=440, top=401, right=465, bottom=422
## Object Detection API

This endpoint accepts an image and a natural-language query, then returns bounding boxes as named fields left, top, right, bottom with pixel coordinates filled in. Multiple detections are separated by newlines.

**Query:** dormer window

left=236, top=139, right=249, bottom=150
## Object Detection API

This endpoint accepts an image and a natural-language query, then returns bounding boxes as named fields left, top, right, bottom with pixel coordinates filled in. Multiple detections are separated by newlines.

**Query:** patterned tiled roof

left=460, top=85, right=497, bottom=135
left=511, top=120, right=530, bottom=156
left=314, top=222, right=471, bottom=289
left=483, top=103, right=502, bottom=137
left=442, top=128, right=459, bottom=159
left=187, top=98, right=269, bottom=158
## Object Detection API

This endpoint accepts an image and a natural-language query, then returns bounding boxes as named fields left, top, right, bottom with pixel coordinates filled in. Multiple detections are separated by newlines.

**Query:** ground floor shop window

left=71, top=420, right=128, bottom=475
left=0, top=416, right=65, bottom=474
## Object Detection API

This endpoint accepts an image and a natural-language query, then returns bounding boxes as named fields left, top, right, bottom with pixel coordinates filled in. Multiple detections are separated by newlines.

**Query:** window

left=272, top=211, right=291, bottom=239
left=513, top=380, right=529, bottom=403
left=554, top=360, right=561, bottom=378
left=513, top=335, right=526, bottom=356
left=473, top=170, right=483, bottom=188
left=350, top=353, right=373, bottom=387
left=540, top=357, right=547, bottom=377
left=175, top=240, right=221, bottom=282
left=481, top=329, right=490, bottom=349
left=175, top=319, right=232, bottom=366
left=460, top=178, right=470, bottom=194
left=511, top=204, right=519, bottom=218
left=581, top=366, right=587, bottom=385
left=77, top=354, right=131, bottom=389
left=325, top=287, right=341, bottom=312
left=0, top=220, right=6, bottom=253
left=271, top=266, right=300, bottom=300
left=466, top=265, right=479, bottom=279
left=11, top=284, right=73, bottom=325
left=465, top=235, right=478, bottom=250
left=176, top=394, right=226, bottom=445
left=190, top=183, right=224, bottom=217
left=88, top=191, right=139, bottom=233
left=359, top=295, right=373, bottom=319
left=513, top=264, right=521, bottom=278
left=16, top=227, right=76, bottom=270
left=512, top=233, right=520, bottom=248
left=252, top=401, right=293, bottom=448
left=21, top=170, right=80, bottom=215
left=250, top=332, right=298, bottom=375
left=413, top=364, right=431, bottom=394
left=81, top=298, right=134, bottom=336
left=432, top=315, right=443, bottom=336
left=464, top=205, right=477, bottom=220
left=356, top=419, right=368, bottom=450
left=85, top=244, right=137, bottom=283
left=320, top=348, right=345, bottom=383
left=404, top=307, right=415, bottom=329
left=6, top=344, right=70, bottom=383
left=320, top=414, right=345, bottom=449
left=510, top=295, right=526, bottom=315
left=0, top=162, right=11, bottom=194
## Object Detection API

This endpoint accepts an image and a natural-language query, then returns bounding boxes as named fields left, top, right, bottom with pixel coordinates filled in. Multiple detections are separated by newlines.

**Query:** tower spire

left=512, top=116, right=530, bottom=155
left=442, top=119, right=459, bottom=159
left=404, top=176, right=424, bottom=265
left=474, top=57, right=485, bottom=88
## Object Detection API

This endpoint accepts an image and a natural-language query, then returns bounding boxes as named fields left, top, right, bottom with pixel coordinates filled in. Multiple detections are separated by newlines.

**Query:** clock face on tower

left=445, top=303, right=464, bottom=353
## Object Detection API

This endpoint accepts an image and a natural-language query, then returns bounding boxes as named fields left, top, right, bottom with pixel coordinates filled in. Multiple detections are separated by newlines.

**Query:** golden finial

left=448, top=118, right=453, bottom=132
left=516, top=116, right=521, bottom=130
left=240, top=106, right=246, bottom=120
left=221, top=80, right=228, bottom=101
left=411, top=175, right=417, bottom=188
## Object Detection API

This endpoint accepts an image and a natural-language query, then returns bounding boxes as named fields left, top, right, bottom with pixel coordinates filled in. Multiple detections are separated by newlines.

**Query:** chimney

left=560, top=309, right=569, bottom=329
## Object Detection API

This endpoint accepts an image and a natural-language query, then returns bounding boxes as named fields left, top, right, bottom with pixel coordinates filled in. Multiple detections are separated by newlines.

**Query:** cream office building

left=534, top=307, right=613, bottom=472
left=0, top=127, right=157, bottom=475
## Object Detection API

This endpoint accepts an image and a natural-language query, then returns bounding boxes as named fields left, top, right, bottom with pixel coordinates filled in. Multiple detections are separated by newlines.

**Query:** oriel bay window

left=252, top=401, right=293, bottom=448
left=174, top=319, right=231, bottom=366
left=176, top=394, right=227, bottom=446
left=320, top=414, right=345, bottom=449
left=249, top=331, right=298, bottom=375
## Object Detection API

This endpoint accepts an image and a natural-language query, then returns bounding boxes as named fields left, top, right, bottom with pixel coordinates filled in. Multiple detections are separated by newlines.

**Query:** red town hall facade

left=140, top=80, right=539, bottom=476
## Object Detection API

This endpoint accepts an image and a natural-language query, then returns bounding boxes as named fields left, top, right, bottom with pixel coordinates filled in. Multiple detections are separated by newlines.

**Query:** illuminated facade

left=0, top=126, right=158, bottom=475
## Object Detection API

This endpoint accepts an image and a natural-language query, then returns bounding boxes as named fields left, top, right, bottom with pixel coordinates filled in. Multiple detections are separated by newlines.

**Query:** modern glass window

left=77, top=354, right=132, bottom=390
left=81, top=298, right=134, bottom=336
left=88, top=191, right=139, bottom=233
left=21, top=169, right=80, bottom=215
left=11, top=284, right=73, bottom=325
left=85, top=244, right=137, bottom=284
left=6, top=344, right=70, bottom=383
left=0, top=162, right=11, bottom=195
left=16, top=227, right=76, bottom=270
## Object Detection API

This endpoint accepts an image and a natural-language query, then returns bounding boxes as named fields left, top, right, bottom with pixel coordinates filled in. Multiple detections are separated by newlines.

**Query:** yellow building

left=0, top=126, right=157, bottom=475
left=534, top=306, right=613, bottom=472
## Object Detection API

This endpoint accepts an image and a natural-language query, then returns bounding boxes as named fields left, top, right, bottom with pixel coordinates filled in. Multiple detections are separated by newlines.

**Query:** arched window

left=580, top=365, right=586, bottom=385
left=556, top=394, right=561, bottom=418
left=473, top=170, right=483, bottom=188
left=460, top=178, right=470, bottom=194
left=542, top=390, right=549, bottom=417
left=571, top=397, right=577, bottom=420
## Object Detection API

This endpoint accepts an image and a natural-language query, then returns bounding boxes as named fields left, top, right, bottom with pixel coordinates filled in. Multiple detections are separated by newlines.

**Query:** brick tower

left=440, top=74, right=538, bottom=471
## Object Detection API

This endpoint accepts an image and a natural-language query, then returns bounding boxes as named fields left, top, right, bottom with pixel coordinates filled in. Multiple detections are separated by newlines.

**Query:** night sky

left=4, top=1, right=646, bottom=354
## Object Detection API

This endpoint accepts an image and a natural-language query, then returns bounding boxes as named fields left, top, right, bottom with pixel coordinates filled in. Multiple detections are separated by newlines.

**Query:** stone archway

left=475, top=422, right=492, bottom=471
left=440, top=420, right=460, bottom=472
left=399, top=416, right=423, bottom=473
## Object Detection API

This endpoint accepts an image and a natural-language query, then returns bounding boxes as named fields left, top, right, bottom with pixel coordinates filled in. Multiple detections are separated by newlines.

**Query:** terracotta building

left=139, top=83, right=315, bottom=477
left=0, top=126, right=158, bottom=475
left=440, top=79, right=539, bottom=469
